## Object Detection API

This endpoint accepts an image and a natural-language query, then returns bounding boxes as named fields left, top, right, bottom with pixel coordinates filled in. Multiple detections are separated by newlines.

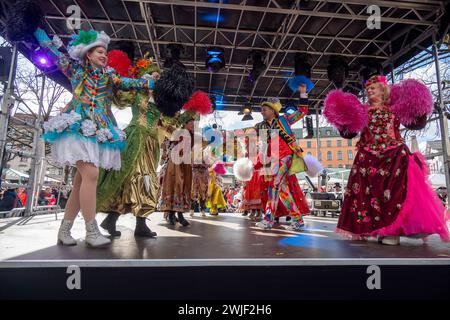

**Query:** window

left=318, top=140, right=322, bottom=148
left=328, top=165, right=333, bottom=168
left=345, top=165, right=352, bottom=169
left=20, top=157, right=27, bottom=163
left=337, top=151, right=343, bottom=160
left=347, top=139, right=353, bottom=147
left=327, top=151, right=332, bottom=160
left=327, top=140, right=332, bottom=147
left=338, top=164, right=343, bottom=168
left=337, top=140, right=342, bottom=147
left=348, top=150, right=353, bottom=160
left=318, top=151, right=322, bottom=161
left=307, top=141, right=312, bottom=148
left=307, top=152, right=312, bottom=156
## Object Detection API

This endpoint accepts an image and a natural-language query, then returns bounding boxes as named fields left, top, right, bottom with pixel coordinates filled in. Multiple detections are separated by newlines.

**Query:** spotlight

left=164, top=43, right=185, bottom=68
left=206, top=47, right=225, bottom=72
left=284, top=105, right=297, bottom=115
left=32, top=48, right=53, bottom=69
left=327, top=55, right=349, bottom=88
left=247, top=50, right=266, bottom=83
left=239, top=103, right=253, bottom=121
left=283, top=101, right=297, bottom=115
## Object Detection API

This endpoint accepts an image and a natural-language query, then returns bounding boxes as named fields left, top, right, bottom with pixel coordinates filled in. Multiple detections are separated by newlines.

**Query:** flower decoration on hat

left=68, top=29, right=110, bottom=62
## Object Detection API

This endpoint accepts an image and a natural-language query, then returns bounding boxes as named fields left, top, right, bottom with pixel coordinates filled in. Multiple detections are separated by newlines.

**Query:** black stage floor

left=1, top=212, right=450, bottom=261
left=1, top=213, right=450, bottom=300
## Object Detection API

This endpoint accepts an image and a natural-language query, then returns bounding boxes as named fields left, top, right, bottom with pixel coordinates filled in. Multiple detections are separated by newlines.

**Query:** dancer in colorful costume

left=323, top=74, right=449, bottom=245
left=206, top=160, right=228, bottom=215
left=190, top=142, right=211, bottom=218
left=96, top=49, right=161, bottom=238
left=254, top=86, right=312, bottom=231
left=31, top=27, right=154, bottom=247
left=158, top=91, right=212, bottom=226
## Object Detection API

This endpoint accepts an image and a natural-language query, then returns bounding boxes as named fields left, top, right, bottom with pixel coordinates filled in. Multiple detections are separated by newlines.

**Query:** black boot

left=177, top=212, right=190, bottom=227
left=100, top=212, right=121, bottom=237
left=242, top=210, right=249, bottom=216
left=168, top=212, right=176, bottom=225
left=286, top=216, right=292, bottom=222
left=134, top=217, right=157, bottom=238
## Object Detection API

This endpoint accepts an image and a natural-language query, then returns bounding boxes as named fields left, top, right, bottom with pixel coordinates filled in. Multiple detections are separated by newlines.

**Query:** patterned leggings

left=264, top=155, right=304, bottom=223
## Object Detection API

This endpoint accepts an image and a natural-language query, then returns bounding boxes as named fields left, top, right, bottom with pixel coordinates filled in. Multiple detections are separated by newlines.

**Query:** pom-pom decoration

left=153, top=64, right=194, bottom=117
left=233, top=158, right=254, bottom=182
left=5, top=0, right=43, bottom=42
left=304, top=154, right=323, bottom=177
left=183, top=91, right=213, bottom=115
left=323, top=89, right=368, bottom=133
left=389, top=79, right=433, bottom=126
left=107, top=50, right=132, bottom=77
left=212, top=161, right=227, bottom=175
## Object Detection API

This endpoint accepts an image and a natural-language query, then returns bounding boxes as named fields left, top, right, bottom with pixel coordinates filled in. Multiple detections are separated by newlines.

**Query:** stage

left=1, top=212, right=450, bottom=299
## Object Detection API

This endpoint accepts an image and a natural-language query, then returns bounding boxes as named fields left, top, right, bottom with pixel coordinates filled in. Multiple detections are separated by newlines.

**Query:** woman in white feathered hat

left=33, top=27, right=155, bottom=248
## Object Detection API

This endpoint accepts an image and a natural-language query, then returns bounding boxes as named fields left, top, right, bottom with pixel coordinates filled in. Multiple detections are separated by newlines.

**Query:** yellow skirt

left=206, top=180, right=227, bottom=214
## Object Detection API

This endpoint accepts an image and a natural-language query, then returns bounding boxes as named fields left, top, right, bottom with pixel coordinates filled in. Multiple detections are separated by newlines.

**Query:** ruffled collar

left=86, top=63, right=105, bottom=79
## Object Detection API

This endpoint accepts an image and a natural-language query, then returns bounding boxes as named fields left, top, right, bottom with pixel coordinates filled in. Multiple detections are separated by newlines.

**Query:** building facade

left=294, top=126, right=358, bottom=169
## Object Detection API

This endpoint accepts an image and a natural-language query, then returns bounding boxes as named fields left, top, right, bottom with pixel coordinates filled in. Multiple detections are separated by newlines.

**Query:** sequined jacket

left=34, top=28, right=154, bottom=149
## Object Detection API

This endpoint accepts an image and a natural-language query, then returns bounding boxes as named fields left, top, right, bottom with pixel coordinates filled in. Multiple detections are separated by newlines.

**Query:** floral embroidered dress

left=34, top=28, right=153, bottom=170
left=337, top=105, right=449, bottom=240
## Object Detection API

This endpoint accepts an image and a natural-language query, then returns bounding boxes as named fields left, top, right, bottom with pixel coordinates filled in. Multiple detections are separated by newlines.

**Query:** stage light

left=206, top=47, right=225, bottom=73
left=200, top=13, right=225, bottom=23
left=283, top=102, right=297, bottom=115
left=327, top=55, right=349, bottom=88
left=32, top=49, right=53, bottom=69
left=239, top=103, right=253, bottom=121
left=247, top=50, right=266, bottom=83
left=164, top=43, right=185, bottom=68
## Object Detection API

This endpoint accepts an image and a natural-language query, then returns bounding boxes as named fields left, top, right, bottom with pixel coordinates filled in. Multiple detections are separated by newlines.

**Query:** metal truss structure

left=0, top=0, right=449, bottom=213
left=0, top=0, right=448, bottom=109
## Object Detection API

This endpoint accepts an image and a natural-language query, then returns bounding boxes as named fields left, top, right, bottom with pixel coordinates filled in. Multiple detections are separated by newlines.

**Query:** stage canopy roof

left=0, top=0, right=449, bottom=112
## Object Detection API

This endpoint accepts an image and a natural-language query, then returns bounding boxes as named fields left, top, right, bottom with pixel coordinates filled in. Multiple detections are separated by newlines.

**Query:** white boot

left=201, top=210, right=206, bottom=217
left=365, top=236, right=380, bottom=243
left=190, top=209, right=195, bottom=217
left=57, top=219, right=77, bottom=246
left=85, top=219, right=111, bottom=248
left=381, top=236, right=400, bottom=246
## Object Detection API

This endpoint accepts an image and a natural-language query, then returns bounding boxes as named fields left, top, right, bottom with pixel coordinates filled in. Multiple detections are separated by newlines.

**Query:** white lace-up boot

left=57, top=219, right=77, bottom=246
left=85, top=219, right=111, bottom=248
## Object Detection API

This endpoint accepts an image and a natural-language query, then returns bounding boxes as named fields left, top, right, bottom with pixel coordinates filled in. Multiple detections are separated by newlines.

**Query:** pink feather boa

left=323, top=89, right=368, bottom=133
left=389, top=79, right=433, bottom=125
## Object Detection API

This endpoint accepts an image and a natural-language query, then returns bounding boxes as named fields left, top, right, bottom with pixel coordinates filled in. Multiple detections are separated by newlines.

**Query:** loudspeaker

left=0, top=47, right=13, bottom=82
left=304, top=116, right=313, bottom=139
